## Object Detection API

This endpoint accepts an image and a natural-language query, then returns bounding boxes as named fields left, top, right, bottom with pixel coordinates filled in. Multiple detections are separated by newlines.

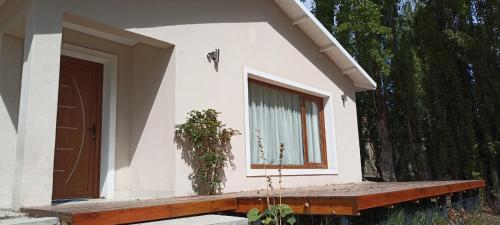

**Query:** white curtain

left=249, top=83, right=304, bottom=165
left=305, top=100, right=322, bottom=163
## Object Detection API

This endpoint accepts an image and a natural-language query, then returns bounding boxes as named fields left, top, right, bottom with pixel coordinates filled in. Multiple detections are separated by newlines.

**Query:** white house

left=0, top=0, right=376, bottom=209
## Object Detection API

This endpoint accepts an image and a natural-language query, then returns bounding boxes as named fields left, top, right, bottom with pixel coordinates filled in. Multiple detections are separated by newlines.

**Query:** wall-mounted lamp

left=207, top=49, right=220, bottom=71
left=341, top=94, right=347, bottom=106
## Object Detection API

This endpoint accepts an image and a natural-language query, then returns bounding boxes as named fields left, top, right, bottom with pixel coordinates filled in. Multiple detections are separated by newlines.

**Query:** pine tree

left=310, top=0, right=500, bottom=211
left=320, top=0, right=396, bottom=181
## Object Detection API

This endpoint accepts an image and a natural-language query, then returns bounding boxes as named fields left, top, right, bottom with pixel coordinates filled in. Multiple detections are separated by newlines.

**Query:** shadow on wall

left=0, top=34, right=23, bottom=131
left=9, top=0, right=360, bottom=191
left=174, top=110, right=239, bottom=195
left=28, top=0, right=354, bottom=94
left=127, top=43, right=177, bottom=197
left=78, top=0, right=353, bottom=191
left=174, top=133, right=237, bottom=195
left=128, top=44, right=173, bottom=161
left=62, top=27, right=175, bottom=186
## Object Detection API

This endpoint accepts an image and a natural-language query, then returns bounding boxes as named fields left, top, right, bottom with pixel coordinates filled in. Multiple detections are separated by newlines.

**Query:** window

left=248, top=79, right=327, bottom=169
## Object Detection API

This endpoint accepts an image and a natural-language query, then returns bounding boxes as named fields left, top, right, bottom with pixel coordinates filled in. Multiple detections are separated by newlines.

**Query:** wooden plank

left=235, top=181, right=484, bottom=216
left=23, top=180, right=486, bottom=224
left=70, top=198, right=237, bottom=225
left=235, top=197, right=359, bottom=216
left=356, top=180, right=485, bottom=211
left=23, top=198, right=237, bottom=225
left=308, top=197, right=358, bottom=215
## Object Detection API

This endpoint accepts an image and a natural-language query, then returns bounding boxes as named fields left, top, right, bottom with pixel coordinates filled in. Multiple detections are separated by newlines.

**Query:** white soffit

left=63, top=21, right=139, bottom=46
left=62, top=13, right=172, bottom=49
left=273, top=0, right=377, bottom=91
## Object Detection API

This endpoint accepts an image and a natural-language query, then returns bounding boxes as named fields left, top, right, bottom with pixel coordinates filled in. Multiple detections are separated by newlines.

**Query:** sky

left=302, top=0, right=315, bottom=11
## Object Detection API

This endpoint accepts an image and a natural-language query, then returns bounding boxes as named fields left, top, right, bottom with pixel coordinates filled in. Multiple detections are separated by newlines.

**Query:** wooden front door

left=53, top=55, right=103, bottom=200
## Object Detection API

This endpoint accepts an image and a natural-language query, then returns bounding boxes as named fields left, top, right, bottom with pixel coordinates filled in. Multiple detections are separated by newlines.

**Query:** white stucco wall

left=0, top=34, right=23, bottom=209
left=129, top=43, right=176, bottom=198
left=58, top=0, right=362, bottom=196
left=0, top=0, right=364, bottom=206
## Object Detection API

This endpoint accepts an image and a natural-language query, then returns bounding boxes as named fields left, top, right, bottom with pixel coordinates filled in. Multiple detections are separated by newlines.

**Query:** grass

left=384, top=208, right=500, bottom=225
left=385, top=208, right=448, bottom=225
left=464, top=213, right=500, bottom=225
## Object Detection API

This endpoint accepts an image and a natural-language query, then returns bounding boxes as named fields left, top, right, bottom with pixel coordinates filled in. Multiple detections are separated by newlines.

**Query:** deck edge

left=355, top=180, right=486, bottom=211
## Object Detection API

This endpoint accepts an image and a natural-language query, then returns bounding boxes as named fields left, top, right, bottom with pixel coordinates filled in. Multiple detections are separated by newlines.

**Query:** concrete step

left=0, top=217, right=59, bottom=225
left=133, top=215, right=247, bottom=225
left=0, top=210, right=26, bottom=220
left=1, top=210, right=58, bottom=225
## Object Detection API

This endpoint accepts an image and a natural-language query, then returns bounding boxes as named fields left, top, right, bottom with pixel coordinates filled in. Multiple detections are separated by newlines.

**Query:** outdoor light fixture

left=207, top=49, right=220, bottom=64
left=207, top=49, right=220, bottom=71
left=341, top=94, right=347, bottom=106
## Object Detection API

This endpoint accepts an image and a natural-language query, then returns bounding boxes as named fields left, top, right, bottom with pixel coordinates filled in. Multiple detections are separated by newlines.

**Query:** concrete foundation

left=0, top=217, right=59, bottom=225
left=0, top=210, right=58, bottom=225
left=133, top=215, right=247, bottom=225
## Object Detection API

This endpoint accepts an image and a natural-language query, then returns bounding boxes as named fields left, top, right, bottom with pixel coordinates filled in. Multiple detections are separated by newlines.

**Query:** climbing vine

left=175, top=109, right=240, bottom=195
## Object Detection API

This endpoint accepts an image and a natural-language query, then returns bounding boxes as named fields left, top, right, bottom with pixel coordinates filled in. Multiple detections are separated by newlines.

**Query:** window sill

left=246, top=168, right=339, bottom=177
left=250, top=164, right=328, bottom=170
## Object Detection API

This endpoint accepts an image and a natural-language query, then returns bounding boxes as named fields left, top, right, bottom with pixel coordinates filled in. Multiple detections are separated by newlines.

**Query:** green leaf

left=277, top=204, right=293, bottom=217
left=267, top=206, right=278, bottom=218
left=246, top=208, right=261, bottom=222
left=287, top=216, right=296, bottom=225
left=262, top=217, right=273, bottom=225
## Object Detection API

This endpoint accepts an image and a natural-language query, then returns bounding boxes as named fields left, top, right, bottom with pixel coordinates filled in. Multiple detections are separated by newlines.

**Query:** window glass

left=248, top=80, right=327, bottom=168
left=249, top=82, right=304, bottom=165
left=305, top=100, right=322, bottom=163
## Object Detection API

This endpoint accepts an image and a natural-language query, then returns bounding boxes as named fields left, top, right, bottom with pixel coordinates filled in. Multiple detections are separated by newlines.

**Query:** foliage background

left=303, top=0, right=499, bottom=212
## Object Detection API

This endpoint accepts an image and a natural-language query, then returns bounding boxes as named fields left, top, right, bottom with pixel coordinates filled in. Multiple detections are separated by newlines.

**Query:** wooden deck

left=23, top=180, right=485, bottom=225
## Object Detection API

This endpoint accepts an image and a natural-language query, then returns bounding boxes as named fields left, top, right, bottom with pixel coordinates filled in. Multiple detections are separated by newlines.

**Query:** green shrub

left=175, top=109, right=240, bottom=195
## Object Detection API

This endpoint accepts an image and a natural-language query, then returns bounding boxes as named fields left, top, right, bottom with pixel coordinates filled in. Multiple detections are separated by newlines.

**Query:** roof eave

left=273, top=0, right=377, bottom=92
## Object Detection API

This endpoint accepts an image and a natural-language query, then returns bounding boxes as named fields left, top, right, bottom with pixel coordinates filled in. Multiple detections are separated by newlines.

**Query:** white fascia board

left=274, top=0, right=377, bottom=91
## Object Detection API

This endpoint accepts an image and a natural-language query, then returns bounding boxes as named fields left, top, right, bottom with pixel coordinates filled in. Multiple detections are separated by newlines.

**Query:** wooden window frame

left=249, top=79, right=328, bottom=169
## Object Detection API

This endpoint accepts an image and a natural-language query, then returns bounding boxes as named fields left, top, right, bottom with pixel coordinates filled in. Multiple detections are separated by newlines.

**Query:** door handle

left=88, top=124, right=96, bottom=140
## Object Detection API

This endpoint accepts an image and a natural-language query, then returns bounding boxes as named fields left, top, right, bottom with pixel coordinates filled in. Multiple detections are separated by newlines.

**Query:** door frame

left=60, top=43, right=117, bottom=199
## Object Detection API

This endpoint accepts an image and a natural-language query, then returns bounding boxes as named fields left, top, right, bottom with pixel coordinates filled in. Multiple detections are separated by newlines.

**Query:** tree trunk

left=374, top=89, right=396, bottom=182
left=487, top=150, right=500, bottom=213
left=405, top=115, right=432, bottom=180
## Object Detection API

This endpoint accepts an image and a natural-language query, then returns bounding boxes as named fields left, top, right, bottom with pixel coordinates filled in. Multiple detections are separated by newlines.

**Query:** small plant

left=447, top=207, right=493, bottom=225
left=385, top=207, right=449, bottom=225
left=247, top=132, right=296, bottom=225
left=247, top=204, right=296, bottom=225
left=175, top=109, right=240, bottom=195
left=386, top=208, right=405, bottom=225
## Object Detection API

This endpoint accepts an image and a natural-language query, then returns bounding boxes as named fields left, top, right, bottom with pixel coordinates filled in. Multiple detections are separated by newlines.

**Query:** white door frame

left=60, top=43, right=117, bottom=199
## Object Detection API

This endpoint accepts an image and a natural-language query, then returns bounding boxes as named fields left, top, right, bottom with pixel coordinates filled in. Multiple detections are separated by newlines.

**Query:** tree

left=313, top=0, right=396, bottom=181
left=309, top=0, right=500, bottom=211
left=467, top=0, right=500, bottom=210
